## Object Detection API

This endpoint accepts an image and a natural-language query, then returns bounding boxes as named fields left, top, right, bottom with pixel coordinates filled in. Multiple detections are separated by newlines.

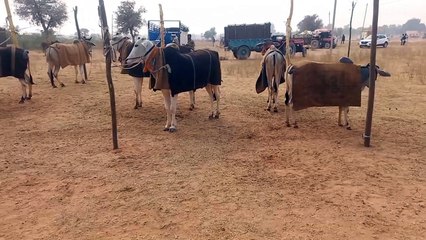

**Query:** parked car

left=359, top=34, right=389, bottom=48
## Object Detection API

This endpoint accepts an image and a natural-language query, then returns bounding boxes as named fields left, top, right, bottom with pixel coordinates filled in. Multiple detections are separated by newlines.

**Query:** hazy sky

left=1, top=0, right=425, bottom=36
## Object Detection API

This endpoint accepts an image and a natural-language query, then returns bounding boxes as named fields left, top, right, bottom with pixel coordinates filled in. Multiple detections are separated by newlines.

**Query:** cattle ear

left=377, top=69, right=391, bottom=77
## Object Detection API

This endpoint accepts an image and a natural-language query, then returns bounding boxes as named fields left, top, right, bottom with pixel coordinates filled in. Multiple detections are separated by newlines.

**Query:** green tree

left=203, top=27, right=217, bottom=40
left=401, top=18, right=426, bottom=32
left=14, top=0, right=68, bottom=40
left=297, top=14, right=324, bottom=32
left=115, top=0, right=146, bottom=42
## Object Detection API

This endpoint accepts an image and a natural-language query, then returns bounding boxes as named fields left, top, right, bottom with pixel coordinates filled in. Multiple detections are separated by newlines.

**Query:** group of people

left=172, top=33, right=195, bottom=50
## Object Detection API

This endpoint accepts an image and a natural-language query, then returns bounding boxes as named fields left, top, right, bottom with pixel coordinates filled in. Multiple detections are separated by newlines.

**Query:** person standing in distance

left=185, top=34, right=195, bottom=50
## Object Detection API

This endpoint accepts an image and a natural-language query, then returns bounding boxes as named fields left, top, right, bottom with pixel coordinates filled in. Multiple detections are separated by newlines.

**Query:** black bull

left=0, top=46, right=34, bottom=103
left=161, top=46, right=221, bottom=96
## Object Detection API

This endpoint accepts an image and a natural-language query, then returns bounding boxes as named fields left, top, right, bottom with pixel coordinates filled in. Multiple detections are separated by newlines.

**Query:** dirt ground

left=0, top=40, right=425, bottom=240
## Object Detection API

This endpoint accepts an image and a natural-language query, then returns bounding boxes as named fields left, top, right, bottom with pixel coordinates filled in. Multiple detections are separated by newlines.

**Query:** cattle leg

left=272, top=78, right=279, bottom=112
left=25, top=73, right=32, bottom=100
left=133, top=77, right=143, bottom=109
left=213, top=85, right=221, bottom=118
left=343, top=106, right=351, bottom=130
left=47, top=64, right=57, bottom=88
left=267, top=87, right=272, bottom=111
left=189, top=90, right=195, bottom=110
left=285, top=103, right=298, bottom=128
left=52, top=65, right=65, bottom=87
left=338, top=106, right=343, bottom=126
left=206, top=85, right=220, bottom=119
left=169, top=94, right=178, bottom=132
left=79, top=65, right=86, bottom=84
left=161, top=89, right=172, bottom=131
left=18, top=79, right=27, bottom=104
left=74, top=66, right=80, bottom=83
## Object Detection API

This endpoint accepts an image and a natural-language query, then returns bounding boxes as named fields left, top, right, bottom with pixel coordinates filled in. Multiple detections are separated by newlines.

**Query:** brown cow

left=285, top=57, right=391, bottom=129
left=46, top=36, right=95, bottom=88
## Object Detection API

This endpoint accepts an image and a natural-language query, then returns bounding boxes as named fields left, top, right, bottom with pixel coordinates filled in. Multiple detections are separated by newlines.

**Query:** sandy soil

left=0, top=41, right=425, bottom=240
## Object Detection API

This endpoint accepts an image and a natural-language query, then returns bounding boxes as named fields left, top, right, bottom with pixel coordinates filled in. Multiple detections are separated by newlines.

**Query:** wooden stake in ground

left=285, top=0, right=294, bottom=67
left=364, top=0, right=380, bottom=147
left=4, top=0, right=19, bottom=46
left=330, top=0, right=337, bottom=54
left=159, top=4, right=165, bottom=47
left=73, top=6, right=88, bottom=81
left=98, top=0, right=119, bottom=150
left=347, top=1, right=356, bottom=57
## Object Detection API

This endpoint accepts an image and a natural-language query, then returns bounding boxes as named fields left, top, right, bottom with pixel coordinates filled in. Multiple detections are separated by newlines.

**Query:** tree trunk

left=130, top=28, right=135, bottom=42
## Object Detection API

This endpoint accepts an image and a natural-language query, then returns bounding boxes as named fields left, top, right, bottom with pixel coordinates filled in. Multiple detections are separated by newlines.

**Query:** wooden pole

left=361, top=3, right=368, bottom=38
left=347, top=1, right=356, bottom=57
left=364, top=0, right=379, bottom=147
left=159, top=4, right=165, bottom=47
left=4, top=0, right=19, bottom=46
left=329, top=0, right=337, bottom=54
left=285, top=0, right=293, bottom=66
left=73, top=6, right=88, bottom=81
left=98, top=0, right=119, bottom=150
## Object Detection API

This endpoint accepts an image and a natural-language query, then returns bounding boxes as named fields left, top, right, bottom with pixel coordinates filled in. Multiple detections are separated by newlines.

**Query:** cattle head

left=125, top=37, right=156, bottom=67
left=79, top=37, right=96, bottom=56
left=110, top=34, right=130, bottom=62
left=339, top=57, right=391, bottom=90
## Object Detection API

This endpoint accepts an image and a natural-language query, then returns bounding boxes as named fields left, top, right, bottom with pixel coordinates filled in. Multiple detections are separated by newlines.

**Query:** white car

left=359, top=34, right=389, bottom=48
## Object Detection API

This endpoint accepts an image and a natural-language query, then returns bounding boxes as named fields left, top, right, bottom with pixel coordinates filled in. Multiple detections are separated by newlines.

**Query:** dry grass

left=0, top=39, right=425, bottom=240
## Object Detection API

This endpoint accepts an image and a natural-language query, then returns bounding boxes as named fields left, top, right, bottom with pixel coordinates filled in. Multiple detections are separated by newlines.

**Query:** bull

left=285, top=57, right=391, bottom=129
left=111, top=35, right=195, bottom=110
left=46, top=36, right=95, bottom=88
left=126, top=40, right=221, bottom=132
left=0, top=46, right=34, bottom=103
left=255, top=45, right=286, bottom=112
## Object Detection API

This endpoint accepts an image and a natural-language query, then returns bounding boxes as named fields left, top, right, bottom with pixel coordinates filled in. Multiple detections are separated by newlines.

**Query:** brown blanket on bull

left=291, top=62, right=361, bottom=110
left=255, top=50, right=285, bottom=94
left=50, top=42, right=91, bottom=68
left=144, top=47, right=170, bottom=90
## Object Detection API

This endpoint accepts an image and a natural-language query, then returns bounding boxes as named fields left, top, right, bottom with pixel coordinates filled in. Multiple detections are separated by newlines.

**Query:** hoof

left=214, top=114, right=220, bottom=119
left=60, top=83, right=65, bottom=87
left=338, top=123, right=343, bottom=127
left=163, top=127, right=170, bottom=131
left=75, top=80, right=80, bottom=83
left=209, top=114, right=214, bottom=120
left=19, top=97, right=25, bottom=104
left=52, top=85, right=57, bottom=88
left=286, top=122, right=291, bottom=127
left=273, top=108, right=278, bottom=113
left=26, top=95, right=32, bottom=100
left=293, top=125, right=299, bottom=129
left=189, top=104, right=195, bottom=111
left=134, top=105, right=139, bottom=110
left=266, top=107, right=271, bottom=112
left=82, top=80, right=86, bottom=84
left=346, top=126, right=352, bottom=130
left=168, top=127, right=177, bottom=133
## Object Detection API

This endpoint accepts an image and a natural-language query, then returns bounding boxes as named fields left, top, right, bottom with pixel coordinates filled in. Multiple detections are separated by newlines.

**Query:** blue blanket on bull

left=162, top=47, right=222, bottom=96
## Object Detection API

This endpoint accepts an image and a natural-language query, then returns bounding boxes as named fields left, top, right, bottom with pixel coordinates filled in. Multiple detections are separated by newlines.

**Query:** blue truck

left=224, top=22, right=272, bottom=59
left=148, top=20, right=189, bottom=45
